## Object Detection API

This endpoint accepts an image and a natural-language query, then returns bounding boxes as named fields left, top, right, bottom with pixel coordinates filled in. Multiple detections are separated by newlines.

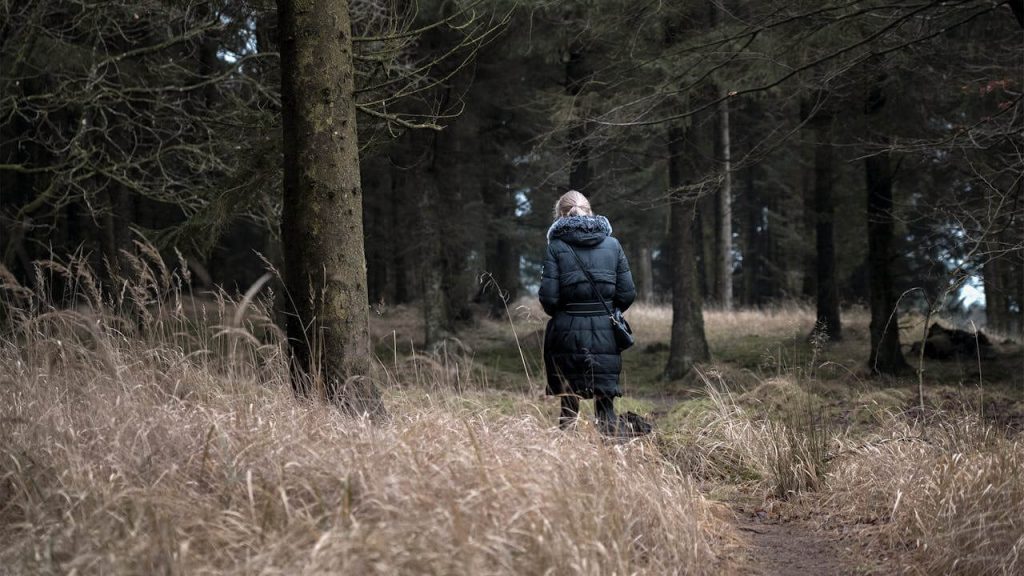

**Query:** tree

left=277, top=0, right=381, bottom=414
left=661, top=10, right=711, bottom=380
left=810, top=111, right=842, bottom=342
left=715, top=96, right=734, bottom=309
left=712, top=1, right=734, bottom=310
left=864, top=72, right=909, bottom=375
left=0, top=1, right=280, bottom=287
left=664, top=123, right=711, bottom=380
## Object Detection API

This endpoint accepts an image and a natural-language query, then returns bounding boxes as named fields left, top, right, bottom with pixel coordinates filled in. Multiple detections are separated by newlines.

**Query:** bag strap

left=564, top=244, right=614, bottom=317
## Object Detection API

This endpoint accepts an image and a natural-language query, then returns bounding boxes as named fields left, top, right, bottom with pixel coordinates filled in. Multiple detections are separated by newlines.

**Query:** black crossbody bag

left=565, top=246, right=635, bottom=351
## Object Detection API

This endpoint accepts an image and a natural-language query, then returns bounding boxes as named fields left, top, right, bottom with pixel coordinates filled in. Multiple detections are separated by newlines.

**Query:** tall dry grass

left=659, top=375, right=832, bottom=499
left=624, top=301, right=821, bottom=345
left=0, top=254, right=726, bottom=575
left=662, top=371, right=1022, bottom=575
left=822, top=414, right=1023, bottom=575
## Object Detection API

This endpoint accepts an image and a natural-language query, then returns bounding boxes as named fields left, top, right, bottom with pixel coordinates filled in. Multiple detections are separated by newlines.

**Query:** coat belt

left=563, top=301, right=611, bottom=316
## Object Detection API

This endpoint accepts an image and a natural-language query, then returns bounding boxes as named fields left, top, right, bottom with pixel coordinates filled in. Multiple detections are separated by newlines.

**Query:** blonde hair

left=554, top=190, right=593, bottom=219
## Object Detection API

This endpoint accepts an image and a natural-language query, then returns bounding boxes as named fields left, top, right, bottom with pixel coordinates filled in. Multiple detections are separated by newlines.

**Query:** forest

left=2, top=1, right=1023, bottom=574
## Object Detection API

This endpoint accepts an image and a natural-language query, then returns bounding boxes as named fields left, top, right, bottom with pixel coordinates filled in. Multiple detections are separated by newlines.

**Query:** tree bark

left=636, top=242, right=655, bottom=303
left=418, top=113, right=472, bottom=345
left=716, top=95, right=733, bottom=309
left=811, top=119, right=842, bottom=341
left=390, top=163, right=411, bottom=304
left=491, top=232, right=519, bottom=313
left=419, top=157, right=448, bottom=348
left=278, top=0, right=381, bottom=413
left=741, top=163, right=762, bottom=306
left=983, top=242, right=1008, bottom=334
left=710, top=0, right=733, bottom=309
left=566, top=48, right=591, bottom=191
left=363, top=161, right=391, bottom=305
left=1016, top=248, right=1024, bottom=338
left=664, top=124, right=710, bottom=380
left=435, top=136, right=474, bottom=330
left=865, top=140, right=908, bottom=374
left=484, top=178, right=519, bottom=317
left=800, top=104, right=817, bottom=301
left=100, top=184, right=136, bottom=278
left=697, top=194, right=717, bottom=300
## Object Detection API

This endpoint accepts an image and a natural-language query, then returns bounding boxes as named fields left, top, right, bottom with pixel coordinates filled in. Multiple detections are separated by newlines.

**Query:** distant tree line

left=3, top=1, right=1022, bottom=400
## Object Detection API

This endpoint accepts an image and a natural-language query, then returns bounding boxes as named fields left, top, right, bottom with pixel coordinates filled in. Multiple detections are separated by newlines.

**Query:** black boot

left=595, top=395, right=616, bottom=436
left=559, top=395, right=580, bottom=430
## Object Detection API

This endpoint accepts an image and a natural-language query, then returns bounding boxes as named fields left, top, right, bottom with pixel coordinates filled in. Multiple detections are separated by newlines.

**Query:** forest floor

left=721, top=490, right=892, bottom=575
left=729, top=506, right=845, bottom=576
left=371, top=299, right=1024, bottom=575
left=4, top=284, right=1022, bottom=574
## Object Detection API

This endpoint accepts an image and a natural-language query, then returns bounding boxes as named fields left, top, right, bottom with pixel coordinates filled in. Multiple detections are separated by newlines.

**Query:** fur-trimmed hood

left=546, top=215, right=613, bottom=246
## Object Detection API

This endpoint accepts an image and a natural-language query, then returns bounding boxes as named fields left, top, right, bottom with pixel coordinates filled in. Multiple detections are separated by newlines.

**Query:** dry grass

left=3, top=255, right=1022, bottom=575
left=620, top=301, right=820, bottom=346
left=821, top=415, right=1024, bottom=575
left=660, top=373, right=1022, bottom=575
left=501, top=298, right=823, bottom=345
left=659, top=375, right=832, bottom=499
left=0, top=256, right=726, bottom=575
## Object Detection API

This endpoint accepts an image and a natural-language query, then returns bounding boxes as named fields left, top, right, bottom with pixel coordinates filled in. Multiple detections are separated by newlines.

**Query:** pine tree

left=278, top=0, right=382, bottom=414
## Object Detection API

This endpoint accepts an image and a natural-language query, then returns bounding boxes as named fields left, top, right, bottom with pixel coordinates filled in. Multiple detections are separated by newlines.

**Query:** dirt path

left=728, top=503, right=858, bottom=576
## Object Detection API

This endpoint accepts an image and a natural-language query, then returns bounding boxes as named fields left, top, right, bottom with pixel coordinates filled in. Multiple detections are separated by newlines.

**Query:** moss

left=655, top=429, right=764, bottom=484
left=616, top=396, right=657, bottom=415
left=849, top=388, right=911, bottom=426
left=661, top=397, right=716, bottom=431
left=620, top=348, right=671, bottom=394
left=737, top=377, right=827, bottom=421
left=709, top=333, right=818, bottom=374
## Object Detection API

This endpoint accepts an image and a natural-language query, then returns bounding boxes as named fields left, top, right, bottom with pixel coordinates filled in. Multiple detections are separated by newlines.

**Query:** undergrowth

left=1, top=250, right=1021, bottom=575
left=0, top=252, right=725, bottom=575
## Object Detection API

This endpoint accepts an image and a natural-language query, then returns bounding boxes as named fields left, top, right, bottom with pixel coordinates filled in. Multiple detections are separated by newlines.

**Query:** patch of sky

left=521, top=255, right=541, bottom=295
left=512, top=152, right=539, bottom=166
left=960, top=274, right=985, bottom=308
left=514, top=189, right=532, bottom=217
left=942, top=227, right=986, bottom=309
left=217, top=15, right=258, bottom=64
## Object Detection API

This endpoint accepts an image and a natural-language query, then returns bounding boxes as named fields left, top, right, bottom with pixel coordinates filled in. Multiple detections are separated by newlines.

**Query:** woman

left=539, top=190, right=636, bottom=433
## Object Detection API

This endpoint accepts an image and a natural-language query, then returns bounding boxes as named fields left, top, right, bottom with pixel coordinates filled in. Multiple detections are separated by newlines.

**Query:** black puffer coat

left=540, top=215, right=636, bottom=398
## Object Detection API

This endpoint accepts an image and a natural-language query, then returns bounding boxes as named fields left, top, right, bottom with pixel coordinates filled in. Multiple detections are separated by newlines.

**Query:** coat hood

left=546, top=215, right=613, bottom=246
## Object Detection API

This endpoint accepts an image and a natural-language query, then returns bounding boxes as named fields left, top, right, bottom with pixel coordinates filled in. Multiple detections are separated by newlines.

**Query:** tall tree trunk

left=711, top=0, right=732, bottom=309
left=566, top=48, right=590, bottom=191
left=983, top=243, right=1007, bottom=334
left=864, top=75, right=905, bottom=373
left=865, top=139, right=908, bottom=374
left=697, top=194, right=717, bottom=300
left=436, top=151, right=473, bottom=328
left=484, top=177, right=520, bottom=317
left=278, top=0, right=380, bottom=413
left=800, top=105, right=817, bottom=301
left=741, top=163, right=760, bottom=306
left=664, top=124, right=710, bottom=380
left=716, top=99, right=733, bottom=309
left=420, top=161, right=447, bottom=348
left=363, top=162, right=391, bottom=305
left=390, top=164, right=410, bottom=304
left=812, top=119, right=842, bottom=341
left=636, top=242, right=655, bottom=303
left=420, top=111, right=471, bottom=345
left=195, top=2, right=220, bottom=110
left=765, top=190, right=785, bottom=300
left=100, top=184, right=136, bottom=277
left=738, top=97, right=768, bottom=306
left=1015, top=248, right=1024, bottom=338
left=491, top=232, right=519, bottom=314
